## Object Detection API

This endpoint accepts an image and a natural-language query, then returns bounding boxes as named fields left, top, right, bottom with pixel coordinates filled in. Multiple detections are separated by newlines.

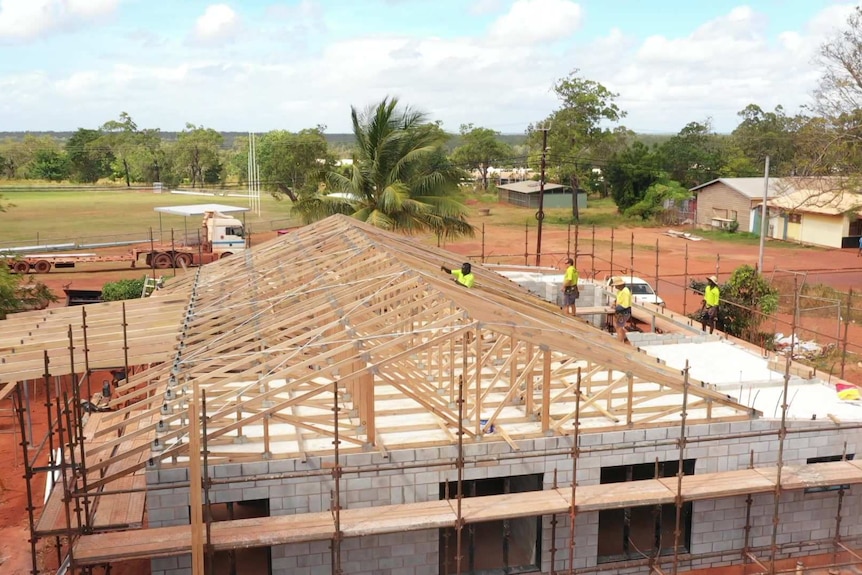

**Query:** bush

left=101, top=277, right=147, bottom=301
left=0, top=266, right=56, bottom=319
left=687, top=265, right=778, bottom=342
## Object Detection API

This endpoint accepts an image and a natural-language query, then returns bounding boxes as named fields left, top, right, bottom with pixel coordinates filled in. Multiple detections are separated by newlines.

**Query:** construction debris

left=665, top=229, right=703, bottom=241
left=774, top=332, right=835, bottom=359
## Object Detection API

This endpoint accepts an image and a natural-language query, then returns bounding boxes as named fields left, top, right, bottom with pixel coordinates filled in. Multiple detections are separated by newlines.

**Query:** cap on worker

left=707, top=275, right=718, bottom=284
left=612, top=276, right=625, bottom=287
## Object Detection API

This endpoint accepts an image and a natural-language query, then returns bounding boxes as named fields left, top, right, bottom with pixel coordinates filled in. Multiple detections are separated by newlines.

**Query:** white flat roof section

left=640, top=340, right=862, bottom=422
left=154, top=204, right=251, bottom=216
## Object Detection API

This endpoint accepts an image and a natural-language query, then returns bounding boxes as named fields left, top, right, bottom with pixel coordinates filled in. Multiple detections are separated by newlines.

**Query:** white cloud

left=489, top=0, right=582, bottom=45
left=190, top=3, right=241, bottom=46
left=0, top=2, right=856, bottom=135
left=470, top=0, right=503, bottom=16
left=0, top=0, right=119, bottom=41
left=67, top=0, right=119, bottom=18
left=580, top=4, right=850, bottom=133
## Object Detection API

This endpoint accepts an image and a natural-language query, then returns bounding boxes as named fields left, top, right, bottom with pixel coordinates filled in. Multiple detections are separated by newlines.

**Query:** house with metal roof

left=497, top=180, right=587, bottom=209
left=765, top=184, right=862, bottom=248
left=691, top=177, right=862, bottom=246
left=689, top=177, right=783, bottom=233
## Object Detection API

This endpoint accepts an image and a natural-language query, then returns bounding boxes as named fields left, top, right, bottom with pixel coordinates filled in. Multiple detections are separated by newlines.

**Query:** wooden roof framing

left=0, top=294, right=187, bottom=382
left=1, top=215, right=759, bottom=486
left=85, top=216, right=756, bottom=475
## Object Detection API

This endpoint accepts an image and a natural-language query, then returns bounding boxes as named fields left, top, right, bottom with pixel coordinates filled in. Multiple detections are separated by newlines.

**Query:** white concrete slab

left=640, top=340, right=862, bottom=422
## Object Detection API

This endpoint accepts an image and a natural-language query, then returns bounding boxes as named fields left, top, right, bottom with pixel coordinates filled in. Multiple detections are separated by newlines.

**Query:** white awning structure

left=154, top=204, right=250, bottom=216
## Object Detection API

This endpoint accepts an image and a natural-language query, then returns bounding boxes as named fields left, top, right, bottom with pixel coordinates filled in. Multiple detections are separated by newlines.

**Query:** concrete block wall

left=627, top=332, right=719, bottom=347
left=508, top=275, right=608, bottom=328
left=149, top=419, right=862, bottom=575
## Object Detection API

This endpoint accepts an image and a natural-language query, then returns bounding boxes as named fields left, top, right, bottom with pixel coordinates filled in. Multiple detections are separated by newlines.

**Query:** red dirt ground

left=2, top=221, right=861, bottom=574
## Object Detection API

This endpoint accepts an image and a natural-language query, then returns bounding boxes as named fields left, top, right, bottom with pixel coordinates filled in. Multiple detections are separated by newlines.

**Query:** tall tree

left=816, top=7, right=862, bottom=118
left=528, top=69, right=628, bottom=217
left=0, top=139, right=21, bottom=178
left=528, top=70, right=626, bottom=161
left=175, top=124, right=224, bottom=187
left=129, top=128, right=166, bottom=184
left=292, top=97, right=474, bottom=238
left=28, top=149, right=70, bottom=181
left=100, top=112, right=140, bottom=187
left=604, top=141, right=660, bottom=212
left=258, top=127, right=331, bottom=201
left=730, top=105, right=800, bottom=175
left=66, top=128, right=113, bottom=183
left=451, top=124, right=513, bottom=190
left=227, top=134, right=250, bottom=187
left=657, top=120, right=725, bottom=189
left=809, top=7, right=862, bottom=178
left=0, top=134, right=59, bottom=179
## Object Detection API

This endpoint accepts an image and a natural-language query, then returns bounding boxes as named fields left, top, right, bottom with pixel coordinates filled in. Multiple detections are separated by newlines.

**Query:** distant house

left=692, top=177, right=862, bottom=248
left=497, top=181, right=587, bottom=209
left=765, top=182, right=862, bottom=248
left=690, top=178, right=782, bottom=233
left=472, top=167, right=534, bottom=187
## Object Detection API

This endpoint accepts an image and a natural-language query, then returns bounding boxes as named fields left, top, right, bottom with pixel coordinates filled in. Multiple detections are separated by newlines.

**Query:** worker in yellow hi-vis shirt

left=441, top=262, right=475, bottom=288
left=701, top=275, right=720, bottom=334
left=561, top=257, right=579, bottom=316
left=612, top=277, right=632, bottom=343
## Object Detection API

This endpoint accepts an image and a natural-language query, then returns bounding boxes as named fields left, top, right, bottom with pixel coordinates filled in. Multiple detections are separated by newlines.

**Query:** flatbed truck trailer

left=4, top=210, right=246, bottom=274
left=4, top=249, right=228, bottom=274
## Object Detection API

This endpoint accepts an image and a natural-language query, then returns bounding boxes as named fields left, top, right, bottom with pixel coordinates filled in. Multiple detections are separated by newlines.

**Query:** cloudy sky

left=0, top=0, right=855, bottom=135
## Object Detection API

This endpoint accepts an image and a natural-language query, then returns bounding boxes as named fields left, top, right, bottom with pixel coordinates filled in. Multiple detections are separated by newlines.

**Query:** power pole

left=535, top=126, right=549, bottom=267
left=757, top=155, right=770, bottom=273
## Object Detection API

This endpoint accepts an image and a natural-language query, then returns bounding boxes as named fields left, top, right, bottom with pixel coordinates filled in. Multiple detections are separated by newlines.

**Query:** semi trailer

left=5, top=210, right=246, bottom=273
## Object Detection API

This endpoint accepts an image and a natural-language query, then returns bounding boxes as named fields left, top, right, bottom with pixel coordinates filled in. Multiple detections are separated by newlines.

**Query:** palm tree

left=292, top=97, right=475, bottom=239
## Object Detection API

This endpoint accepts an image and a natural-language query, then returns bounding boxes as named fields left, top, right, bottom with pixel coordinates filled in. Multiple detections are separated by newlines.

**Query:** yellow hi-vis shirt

left=616, top=287, right=632, bottom=308
left=705, top=285, right=720, bottom=307
left=564, top=265, right=578, bottom=286
left=452, top=270, right=475, bottom=288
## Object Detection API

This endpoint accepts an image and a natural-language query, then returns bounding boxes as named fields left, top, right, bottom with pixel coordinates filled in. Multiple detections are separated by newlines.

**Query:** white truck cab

left=204, top=212, right=246, bottom=254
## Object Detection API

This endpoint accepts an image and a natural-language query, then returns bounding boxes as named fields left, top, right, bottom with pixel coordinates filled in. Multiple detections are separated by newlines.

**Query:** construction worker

left=561, top=257, right=579, bottom=316
left=701, top=275, right=720, bottom=334
left=441, top=262, right=475, bottom=288
left=612, top=277, right=632, bottom=343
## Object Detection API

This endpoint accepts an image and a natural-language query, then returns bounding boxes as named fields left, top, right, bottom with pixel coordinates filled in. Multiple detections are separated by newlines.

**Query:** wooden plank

left=572, top=479, right=675, bottom=511
left=75, top=523, right=192, bottom=564
left=575, top=306, right=615, bottom=316
left=0, top=380, right=16, bottom=401
left=75, top=512, right=336, bottom=564
left=75, top=460, right=862, bottom=566
left=188, top=389, right=204, bottom=575
left=754, top=461, right=862, bottom=490
left=457, top=490, right=569, bottom=523
left=341, top=500, right=454, bottom=536
left=658, top=469, right=775, bottom=501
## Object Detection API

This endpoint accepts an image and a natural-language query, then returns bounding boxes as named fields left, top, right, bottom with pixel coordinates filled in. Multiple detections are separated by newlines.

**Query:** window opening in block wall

left=805, top=454, right=855, bottom=494
left=439, top=474, right=543, bottom=575
left=198, top=499, right=272, bottom=575
left=598, top=460, right=695, bottom=564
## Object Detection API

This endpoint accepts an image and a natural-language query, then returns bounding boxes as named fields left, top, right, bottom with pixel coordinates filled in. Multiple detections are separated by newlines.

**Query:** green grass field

left=0, top=187, right=297, bottom=247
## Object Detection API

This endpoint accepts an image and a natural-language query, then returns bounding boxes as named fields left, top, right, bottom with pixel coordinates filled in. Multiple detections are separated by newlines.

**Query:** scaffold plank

left=658, top=468, right=775, bottom=501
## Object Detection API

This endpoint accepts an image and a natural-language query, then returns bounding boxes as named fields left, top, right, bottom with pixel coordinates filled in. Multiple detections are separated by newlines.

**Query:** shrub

left=101, top=277, right=147, bottom=301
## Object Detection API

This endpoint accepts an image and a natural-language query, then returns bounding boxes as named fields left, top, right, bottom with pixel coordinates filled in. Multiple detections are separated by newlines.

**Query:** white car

left=605, top=276, right=665, bottom=306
